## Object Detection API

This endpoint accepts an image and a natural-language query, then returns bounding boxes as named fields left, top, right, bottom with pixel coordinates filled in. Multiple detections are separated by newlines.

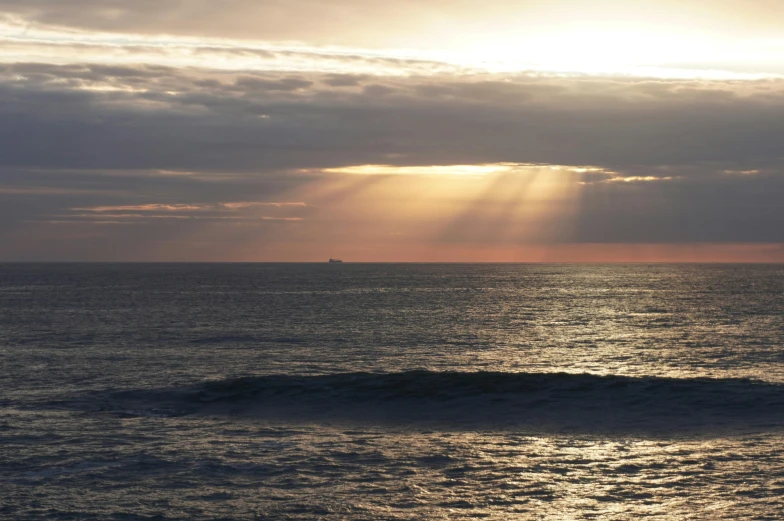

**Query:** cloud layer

left=1, top=3, right=783, bottom=260
left=5, top=0, right=784, bottom=46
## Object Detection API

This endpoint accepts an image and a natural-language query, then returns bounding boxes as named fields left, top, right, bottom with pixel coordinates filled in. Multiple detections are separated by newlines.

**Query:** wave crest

left=68, top=371, right=784, bottom=434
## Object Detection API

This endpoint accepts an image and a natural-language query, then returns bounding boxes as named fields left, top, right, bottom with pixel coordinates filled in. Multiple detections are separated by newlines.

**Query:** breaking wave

left=62, top=371, right=784, bottom=434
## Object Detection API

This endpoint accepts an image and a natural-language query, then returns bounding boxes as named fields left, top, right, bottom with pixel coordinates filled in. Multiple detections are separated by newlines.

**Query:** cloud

left=76, top=204, right=205, bottom=212
left=1, top=19, right=783, bottom=259
left=0, top=16, right=469, bottom=76
left=4, top=1, right=784, bottom=50
left=75, top=202, right=308, bottom=212
left=56, top=200, right=311, bottom=226
left=0, top=1, right=438, bottom=44
left=6, top=8, right=784, bottom=80
left=2, top=63, right=784, bottom=174
left=602, top=176, right=676, bottom=183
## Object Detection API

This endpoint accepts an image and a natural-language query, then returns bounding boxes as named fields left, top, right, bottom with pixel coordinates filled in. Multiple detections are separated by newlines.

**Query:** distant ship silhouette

left=328, top=258, right=343, bottom=263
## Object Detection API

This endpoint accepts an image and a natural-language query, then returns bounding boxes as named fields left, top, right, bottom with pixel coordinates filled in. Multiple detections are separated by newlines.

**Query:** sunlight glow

left=292, top=162, right=592, bottom=254
left=456, top=28, right=710, bottom=72
left=605, top=176, right=676, bottom=183
left=320, top=164, right=613, bottom=177
left=2, top=14, right=783, bottom=79
left=321, top=164, right=520, bottom=176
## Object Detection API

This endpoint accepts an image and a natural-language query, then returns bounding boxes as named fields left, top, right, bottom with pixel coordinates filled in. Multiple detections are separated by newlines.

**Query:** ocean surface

left=1, top=263, right=783, bottom=520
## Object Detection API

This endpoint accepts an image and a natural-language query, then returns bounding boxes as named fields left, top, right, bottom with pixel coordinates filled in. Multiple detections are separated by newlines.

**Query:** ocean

left=1, top=263, right=783, bottom=520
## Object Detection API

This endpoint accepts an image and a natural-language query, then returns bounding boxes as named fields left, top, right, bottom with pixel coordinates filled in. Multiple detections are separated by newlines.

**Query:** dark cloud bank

left=1, top=62, right=783, bottom=258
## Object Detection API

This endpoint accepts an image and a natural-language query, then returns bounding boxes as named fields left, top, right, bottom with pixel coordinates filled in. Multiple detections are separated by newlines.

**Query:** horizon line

left=1, top=261, right=783, bottom=265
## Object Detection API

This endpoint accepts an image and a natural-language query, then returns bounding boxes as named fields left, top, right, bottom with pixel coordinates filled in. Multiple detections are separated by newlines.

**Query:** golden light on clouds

left=3, top=13, right=784, bottom=79
left=321, top=164, right=520, bottom=176
left=320, top=163, right=612, bottom=177
left=454, top=29, right=695, bottom=71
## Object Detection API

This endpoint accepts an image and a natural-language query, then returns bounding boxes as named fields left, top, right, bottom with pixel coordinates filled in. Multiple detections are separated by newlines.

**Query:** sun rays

left=284, top=163, right=590, bottom=260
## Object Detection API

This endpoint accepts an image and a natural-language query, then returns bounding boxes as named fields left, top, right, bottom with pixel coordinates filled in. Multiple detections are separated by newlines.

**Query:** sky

left=1, top=1, right=783, bottom=262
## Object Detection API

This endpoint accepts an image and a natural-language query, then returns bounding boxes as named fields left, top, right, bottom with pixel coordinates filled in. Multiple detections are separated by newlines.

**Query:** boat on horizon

left=328, top=258, right=343, bottom=263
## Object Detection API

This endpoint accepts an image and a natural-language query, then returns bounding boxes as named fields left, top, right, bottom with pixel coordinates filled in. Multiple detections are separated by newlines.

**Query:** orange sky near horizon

left=208, top=242, right=784, bottom=264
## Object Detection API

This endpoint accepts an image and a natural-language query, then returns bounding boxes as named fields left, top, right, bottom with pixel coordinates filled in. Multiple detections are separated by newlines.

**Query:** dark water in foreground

left=1, top=263, right=783, bottom=520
